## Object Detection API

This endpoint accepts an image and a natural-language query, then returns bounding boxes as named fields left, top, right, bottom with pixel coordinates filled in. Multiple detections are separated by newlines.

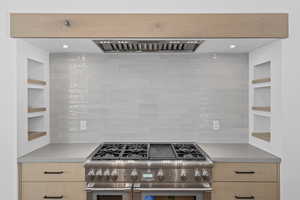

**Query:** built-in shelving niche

left=28, top=116, right=47, bottom=141
left=253, top=61, right=271, bottom=80
left=252, top=114, right=271, bottom=142
left=252, top=87, right=271, bottom=112
left=28, top=89, right=45, bottom=109
left=251, top=61, right=271, bottom=142
left=27, top=58, right=47, bottom=141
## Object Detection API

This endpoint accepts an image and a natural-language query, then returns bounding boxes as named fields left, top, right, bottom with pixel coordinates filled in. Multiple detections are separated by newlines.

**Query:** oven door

left=140, top=191, right=203, bottom=200
left=86, top=185, right=132, bottom=200
left=134, top=187, right=211, bottom=200
left=89, top=191, right=131, bottom=200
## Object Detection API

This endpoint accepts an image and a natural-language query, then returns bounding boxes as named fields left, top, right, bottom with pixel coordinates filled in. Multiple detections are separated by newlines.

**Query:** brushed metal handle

left=44, top=195, right=64, bottom=199
left=85, top=188, right=132, bottom=192
left=44, top=171, right=64, bottom=174
left=234, top=171, right=255, bottom=174
left=134, top=188, right=213, bottom=191
left=235, top=195, right=255, bottom=199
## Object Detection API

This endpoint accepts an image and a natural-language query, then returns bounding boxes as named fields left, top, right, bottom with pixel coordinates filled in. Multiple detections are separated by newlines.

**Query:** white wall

left=0, top=7, right=18, bottom=200
left=1, top=1, right=300, bottom=200
left=17, top=40, right=50, bottom=157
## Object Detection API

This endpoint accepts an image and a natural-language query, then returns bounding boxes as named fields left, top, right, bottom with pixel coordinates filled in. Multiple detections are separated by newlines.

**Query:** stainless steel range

left=85, top=143, right=213, bottom=200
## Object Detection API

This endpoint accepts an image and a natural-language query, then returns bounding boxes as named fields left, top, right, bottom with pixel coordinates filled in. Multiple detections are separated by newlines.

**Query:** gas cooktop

left=91, top=143, right=207, bottom=161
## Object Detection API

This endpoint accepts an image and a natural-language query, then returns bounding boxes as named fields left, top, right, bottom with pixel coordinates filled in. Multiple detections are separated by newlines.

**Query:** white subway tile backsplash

left=50, top=53, right=248, bottom=143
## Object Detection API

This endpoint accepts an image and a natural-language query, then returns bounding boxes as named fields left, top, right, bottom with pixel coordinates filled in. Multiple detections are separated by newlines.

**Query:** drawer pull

left=44, top=171, right=64, bottom=174
left=44, top=195, right=64, bottom=199
left=235, top=195, right=255, bottom=199
left=234, top=171, right=255, bottom=174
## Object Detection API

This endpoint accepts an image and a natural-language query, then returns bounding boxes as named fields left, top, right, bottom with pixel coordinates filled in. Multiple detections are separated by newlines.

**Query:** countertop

left=18, top=143, right=281, bottom=163
left=200, top=143, right=281, bottom=163
left=18, top=143, right=99, bottom=163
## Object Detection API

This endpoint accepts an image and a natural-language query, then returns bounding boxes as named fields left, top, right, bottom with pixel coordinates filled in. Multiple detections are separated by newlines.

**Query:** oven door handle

left=133, top=188, right=213, bottom=191
left=85, top=188, right=132, bottom=192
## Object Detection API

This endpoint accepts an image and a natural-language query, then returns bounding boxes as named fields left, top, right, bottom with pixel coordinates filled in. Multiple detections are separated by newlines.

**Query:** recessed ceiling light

left=229, top=44, right=236, bottom=49
left=63, top=44, right=69, bottom=49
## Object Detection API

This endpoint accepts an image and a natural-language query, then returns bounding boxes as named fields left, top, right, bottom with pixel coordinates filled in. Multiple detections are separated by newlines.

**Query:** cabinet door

left=212, top=182, right=278, bottom=200
left=22, top=163, right=85, bottom=181
left=213, top=163, right=278, bottom=182
left=22, top=182, right=86, bottom=200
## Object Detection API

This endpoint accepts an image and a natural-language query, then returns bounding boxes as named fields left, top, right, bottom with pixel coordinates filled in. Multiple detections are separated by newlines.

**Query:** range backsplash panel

left=50, top=53, right=248, bottom=143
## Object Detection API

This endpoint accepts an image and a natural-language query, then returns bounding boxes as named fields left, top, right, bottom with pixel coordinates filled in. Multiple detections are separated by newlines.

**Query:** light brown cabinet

left=22, top=163, right=85, bottom=181
left=212, top=163, right=280, bottom=200
left=20, top=163, right=86, bottom=200
left=213, top=182, right=277, bottom=200
left=22, top=182, right=86, bottom=200
left=213, top=162, right=278, bottom=182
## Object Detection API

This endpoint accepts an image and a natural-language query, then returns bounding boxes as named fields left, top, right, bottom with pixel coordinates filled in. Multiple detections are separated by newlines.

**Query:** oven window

left=97, top=195, right=123, bottom=200
left=144, top=196, right=196, bottom=200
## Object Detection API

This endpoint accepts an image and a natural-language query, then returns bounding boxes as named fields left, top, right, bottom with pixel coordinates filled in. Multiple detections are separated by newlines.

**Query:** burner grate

left=173, top=144, right=206, bottom=160
left=91, top=143, right=206, bottom=161
left=121, top=143, right=149, bottom=160
left=91, top=144, right=125, bottom=160
left=92, top=143, right=149, bottom=160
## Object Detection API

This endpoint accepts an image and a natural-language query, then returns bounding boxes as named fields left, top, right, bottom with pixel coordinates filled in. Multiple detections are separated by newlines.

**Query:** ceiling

left=24, top=38, right=277, bottom=54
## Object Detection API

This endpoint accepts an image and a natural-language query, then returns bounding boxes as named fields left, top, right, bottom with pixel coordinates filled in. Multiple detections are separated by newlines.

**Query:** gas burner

left=91, top=143, right=149, bottom=160
left=121, top=143, right=148, bottom=160
left=91, top=144, right=124, bottom=160
left=173, top=144, right=206, bottom=160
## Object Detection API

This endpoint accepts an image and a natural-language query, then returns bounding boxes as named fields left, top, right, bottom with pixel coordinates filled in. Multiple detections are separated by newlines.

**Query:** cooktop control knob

left=201, top=168, right=209, bottom=179
left=87, top=182, right=95, bottom=188
left=111, top=169, right=118, bottom=180
left=96, top=169, right=103, bottom=177
left=180, top=169, right=187, bottom=180
left=157, top=169, right=164, bottom=181
left=88, top=169, right=95, bottom=177
left=103, top=169, right=110, bottom=179
left=130, top=169, right=138, bottom=181
left=194, top=169, right=201, bottom=180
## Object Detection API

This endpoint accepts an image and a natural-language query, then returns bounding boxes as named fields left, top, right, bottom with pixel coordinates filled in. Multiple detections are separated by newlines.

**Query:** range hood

left=93, top=40, right=204, bottom=53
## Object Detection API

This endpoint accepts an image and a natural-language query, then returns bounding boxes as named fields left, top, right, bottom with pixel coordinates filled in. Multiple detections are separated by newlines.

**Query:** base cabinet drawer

left=213, top=163, right=278, bottom=182
left=22, top=182, right=86, bottom=200
left=22, top=163, right=85, bottom=181
left=212, top=182, right=278, bottom=200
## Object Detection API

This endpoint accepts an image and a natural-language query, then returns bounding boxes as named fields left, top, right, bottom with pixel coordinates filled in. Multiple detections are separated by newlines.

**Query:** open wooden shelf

left=28, top=131, right=47, bottom=141
left=28, top=79, right=47, bottom=85
left=252, top=132, right=271, bottom=142
left=28, top=112, right=44, bottom=118
left=252, top=106, right=271, bottom=112
left=253, top=111, right=271, bottom=117
left=28, top=107, right=47, bottom=113
left=252, top=78, right=271, bottom=84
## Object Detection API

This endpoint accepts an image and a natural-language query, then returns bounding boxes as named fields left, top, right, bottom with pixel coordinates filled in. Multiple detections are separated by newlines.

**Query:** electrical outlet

left=212, top=120, right=220, bottom=130
left=80, top=120, right=87, bottom=130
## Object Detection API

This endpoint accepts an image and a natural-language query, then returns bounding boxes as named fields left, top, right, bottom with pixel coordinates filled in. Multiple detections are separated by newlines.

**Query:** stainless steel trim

left=134, top=188, right=212, bottom=191
left=85, top=159, right=213, bottom=168
left=85, top=188, right=132, bottom=191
